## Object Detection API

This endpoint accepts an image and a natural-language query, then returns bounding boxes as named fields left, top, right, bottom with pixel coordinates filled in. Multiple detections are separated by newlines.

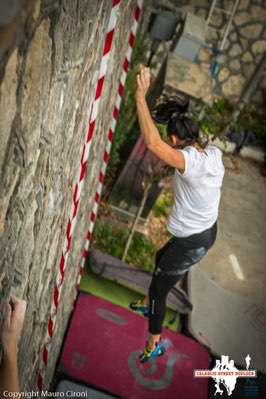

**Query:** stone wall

left=0, top=0, right=138, bottom=391
left=142, top=0, right=266, bottom=110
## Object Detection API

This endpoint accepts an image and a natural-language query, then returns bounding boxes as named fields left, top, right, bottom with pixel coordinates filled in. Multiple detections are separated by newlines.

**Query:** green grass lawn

left=80, top=267, right=181, bottom=332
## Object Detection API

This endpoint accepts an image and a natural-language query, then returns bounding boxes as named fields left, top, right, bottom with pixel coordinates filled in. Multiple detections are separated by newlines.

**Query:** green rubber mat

left=80, top=267, right=181, bottom=332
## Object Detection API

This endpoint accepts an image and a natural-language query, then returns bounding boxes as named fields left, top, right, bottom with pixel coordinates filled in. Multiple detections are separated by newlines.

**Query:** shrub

left=197, top=98, right=234, bottom=139
left=153, top=188, right=174, bottom=218
left=233, top=105, right=266, bottom=142
left=109, top=34, right=148, bottom=171
left=92, top=219, right=156, bottom=272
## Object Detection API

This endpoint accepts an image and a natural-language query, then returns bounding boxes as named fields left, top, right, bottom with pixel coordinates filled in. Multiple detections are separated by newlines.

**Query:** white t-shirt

left=167, top=145, right=225, bottom=237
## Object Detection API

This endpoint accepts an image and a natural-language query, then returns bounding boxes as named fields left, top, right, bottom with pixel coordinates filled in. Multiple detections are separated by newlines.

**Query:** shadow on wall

left=0, top=0, right=39, bottom=78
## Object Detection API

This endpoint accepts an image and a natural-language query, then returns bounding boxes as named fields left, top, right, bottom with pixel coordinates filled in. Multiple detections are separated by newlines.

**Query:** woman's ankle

left=142, top=296, right=149, bottom=306
left=148, top=334, right=161, bottom=350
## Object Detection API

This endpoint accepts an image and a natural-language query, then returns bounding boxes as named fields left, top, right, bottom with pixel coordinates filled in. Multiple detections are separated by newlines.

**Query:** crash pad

left=60, top=293, right=210, bottom=399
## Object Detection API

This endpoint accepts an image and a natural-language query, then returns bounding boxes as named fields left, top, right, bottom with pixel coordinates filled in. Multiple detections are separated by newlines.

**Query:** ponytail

left=152, top=95, right=208, bottom=149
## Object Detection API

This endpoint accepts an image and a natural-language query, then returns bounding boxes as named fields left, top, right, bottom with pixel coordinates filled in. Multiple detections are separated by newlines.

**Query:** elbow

left=146, top=138, right=161, bottom=153
left=146, top=141, right=154, bottom=151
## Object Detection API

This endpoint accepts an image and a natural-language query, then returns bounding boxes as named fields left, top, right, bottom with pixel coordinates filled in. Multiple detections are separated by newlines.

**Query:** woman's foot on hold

left=129, top=299, right=149, bottom=317
left=139, top=341, right=165, bottom=363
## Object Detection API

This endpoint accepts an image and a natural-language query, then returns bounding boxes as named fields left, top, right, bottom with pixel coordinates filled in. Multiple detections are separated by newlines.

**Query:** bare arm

left=0, top=351, right=20, bottom=397
left=0, top=297, right=26, bottom=397
left=136, top=66, right=185, bottom=170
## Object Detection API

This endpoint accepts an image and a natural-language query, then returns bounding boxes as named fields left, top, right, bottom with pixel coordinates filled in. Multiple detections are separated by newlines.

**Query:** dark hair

left=152, top=94, right=207, bottom=149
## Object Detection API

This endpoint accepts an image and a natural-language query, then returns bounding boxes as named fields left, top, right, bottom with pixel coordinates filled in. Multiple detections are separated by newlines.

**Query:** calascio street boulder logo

left=194, top=354, right=257, bottom=396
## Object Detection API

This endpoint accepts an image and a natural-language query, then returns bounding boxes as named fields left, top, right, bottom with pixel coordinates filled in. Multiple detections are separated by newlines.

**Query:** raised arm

left=136, top=65, right=185, bottom=171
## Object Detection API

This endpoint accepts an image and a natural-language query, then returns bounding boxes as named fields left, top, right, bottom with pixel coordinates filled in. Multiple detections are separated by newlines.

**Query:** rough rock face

left=0, top=0, right=138, bottom=390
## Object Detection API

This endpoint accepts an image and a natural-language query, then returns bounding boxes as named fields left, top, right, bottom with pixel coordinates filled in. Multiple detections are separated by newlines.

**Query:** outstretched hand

left=136, top=64, right=151, bottom=100
left=1, top=296, right=27, bottom=356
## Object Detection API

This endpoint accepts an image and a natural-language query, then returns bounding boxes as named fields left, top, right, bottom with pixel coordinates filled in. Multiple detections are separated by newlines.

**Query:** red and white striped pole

left=36, top=0, right=121, bottom=390
left=77, top=0, right=143, bottom=287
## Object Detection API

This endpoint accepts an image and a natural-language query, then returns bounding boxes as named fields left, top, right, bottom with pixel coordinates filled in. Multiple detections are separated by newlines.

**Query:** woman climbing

left=130, top=65, right=225, bottom=363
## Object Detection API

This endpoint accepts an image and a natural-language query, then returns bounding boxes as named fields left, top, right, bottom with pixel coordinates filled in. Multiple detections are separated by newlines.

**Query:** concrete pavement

left=199, top=155, right=266, bottom=304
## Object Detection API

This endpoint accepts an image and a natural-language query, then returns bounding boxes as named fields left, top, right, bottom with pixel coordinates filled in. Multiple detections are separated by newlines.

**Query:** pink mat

left=60, top=294, right=210, bottom=399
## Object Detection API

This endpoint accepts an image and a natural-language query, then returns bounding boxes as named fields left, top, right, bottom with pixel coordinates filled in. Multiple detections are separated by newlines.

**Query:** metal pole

left=220, top=0, right=240, bottom=51
left=240, top=53, right=266, bottom=106
left=224, top=53, right=266, bottom=134
left=233, top=52, right=266, bottom=119
left=206, top=0, right=218, bottom=27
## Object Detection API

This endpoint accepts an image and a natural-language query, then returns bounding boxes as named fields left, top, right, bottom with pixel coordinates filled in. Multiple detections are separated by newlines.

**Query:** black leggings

left=148, top=222, right=217, bottom=335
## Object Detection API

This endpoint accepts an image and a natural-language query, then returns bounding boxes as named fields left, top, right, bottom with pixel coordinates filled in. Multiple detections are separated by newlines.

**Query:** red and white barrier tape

left=77, top=0, right=143, bottom=286
left=36, top=0, right=121, bottom=389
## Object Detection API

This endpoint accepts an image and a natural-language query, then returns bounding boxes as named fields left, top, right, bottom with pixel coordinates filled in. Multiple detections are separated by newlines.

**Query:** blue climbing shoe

left=139, top=341, right=166, bottom=363
left=129, top=300, right=149, bottom=317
